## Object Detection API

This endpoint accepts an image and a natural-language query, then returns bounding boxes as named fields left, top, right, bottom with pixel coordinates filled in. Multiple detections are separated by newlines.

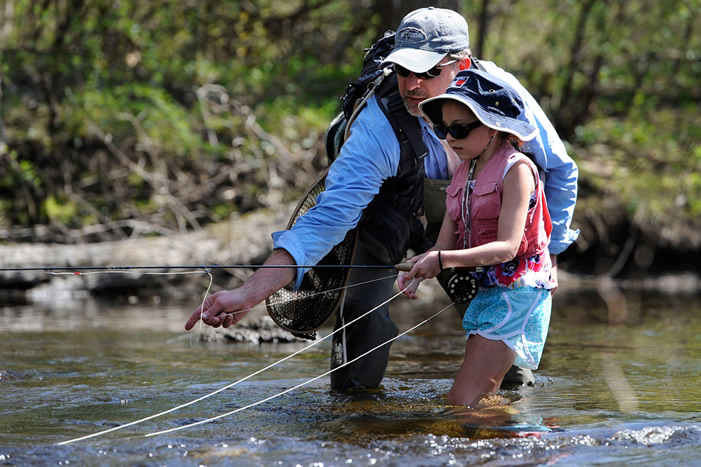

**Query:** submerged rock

left=0, top=370, right=21, bottom=381
left=200, top=312, right=303, bottom=344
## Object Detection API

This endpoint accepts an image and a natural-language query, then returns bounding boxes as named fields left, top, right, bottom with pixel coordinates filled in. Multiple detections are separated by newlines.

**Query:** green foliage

left=0, top=0, right=698, bottom=249
left=44, top=195, right=77, bottom=224
left=473, top=0, right=700, bottom=245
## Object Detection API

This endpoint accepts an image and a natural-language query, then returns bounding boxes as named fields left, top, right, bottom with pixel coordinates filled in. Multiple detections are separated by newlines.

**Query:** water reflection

left=0, top=280, right=699, bottom=465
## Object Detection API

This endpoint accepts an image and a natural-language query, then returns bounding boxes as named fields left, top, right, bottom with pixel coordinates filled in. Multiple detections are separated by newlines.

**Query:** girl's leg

left=447, top=334, right=517, bottom=406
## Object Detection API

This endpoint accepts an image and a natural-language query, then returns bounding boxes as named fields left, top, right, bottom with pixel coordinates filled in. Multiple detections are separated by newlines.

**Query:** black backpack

left=324, top=30, right=397, bottom=162
left=322, top=30, right=432, bottom=264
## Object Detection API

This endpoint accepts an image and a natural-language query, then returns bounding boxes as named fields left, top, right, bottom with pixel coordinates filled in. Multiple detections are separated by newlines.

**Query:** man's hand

left=397, top=271, right=422, bottom=299
left=185, top=288, right=258, bottom=330
left=184, top=248, right=297, bottom=331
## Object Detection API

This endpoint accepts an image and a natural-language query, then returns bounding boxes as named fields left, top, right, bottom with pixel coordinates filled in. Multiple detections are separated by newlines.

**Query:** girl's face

left=439, top=101, right=491, bottom=161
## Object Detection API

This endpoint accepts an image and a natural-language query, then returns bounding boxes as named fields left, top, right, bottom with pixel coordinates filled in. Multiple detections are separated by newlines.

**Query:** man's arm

left=272, top=96, right=401, bottom=289
left=479, top=60, right=579, bottom=256
left=184, top=248, right=296, bottom=330
left=185, top=97, right=402, bottom=330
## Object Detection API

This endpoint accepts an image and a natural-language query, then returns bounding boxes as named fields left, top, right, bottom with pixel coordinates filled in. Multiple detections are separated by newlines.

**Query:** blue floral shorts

left=462, top=286, right=552, bottom=369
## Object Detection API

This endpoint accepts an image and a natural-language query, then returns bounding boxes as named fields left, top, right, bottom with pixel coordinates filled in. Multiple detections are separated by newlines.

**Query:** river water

left=1, top=274, right=699, bottom=466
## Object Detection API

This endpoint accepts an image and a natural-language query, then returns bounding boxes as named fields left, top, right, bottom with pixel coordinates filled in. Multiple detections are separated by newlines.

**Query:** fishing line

left=164, top=273, right=398, bottom=345
left=145, top=300, right=455, bottom=438
left=49, top=268, right=214, bottom=348
left=4, top=263, right=404, bottom=272
left=194, top=269, right=213, bottom=347
left=56, top=278, right=412, bottom=446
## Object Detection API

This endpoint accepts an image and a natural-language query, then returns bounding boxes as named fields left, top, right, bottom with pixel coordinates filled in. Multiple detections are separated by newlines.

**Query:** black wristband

left=438, top=250, right=444, bottom=271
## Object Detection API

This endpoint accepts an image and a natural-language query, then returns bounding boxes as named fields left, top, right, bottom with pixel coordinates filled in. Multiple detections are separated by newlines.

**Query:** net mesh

left=266, top=170, right=357, bottom=339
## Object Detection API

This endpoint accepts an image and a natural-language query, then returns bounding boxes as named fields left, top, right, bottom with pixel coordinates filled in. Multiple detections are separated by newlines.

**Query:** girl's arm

left=440, top=159, right=535, bottom=269
left=433, top=209, right=460, bottom=251
left=397, top=209, right=458, bottom=298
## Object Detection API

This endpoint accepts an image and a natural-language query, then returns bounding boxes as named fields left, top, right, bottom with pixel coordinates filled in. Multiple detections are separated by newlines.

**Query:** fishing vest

left=422, top=56, right=489, bottom=241
left=448, top=144, right=552, bottom=259
left=356, top=73, right=429, bottom=264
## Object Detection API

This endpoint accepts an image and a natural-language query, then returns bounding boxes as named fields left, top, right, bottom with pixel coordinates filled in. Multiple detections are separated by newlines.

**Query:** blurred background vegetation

left=1, top=0, right=699, bottom=276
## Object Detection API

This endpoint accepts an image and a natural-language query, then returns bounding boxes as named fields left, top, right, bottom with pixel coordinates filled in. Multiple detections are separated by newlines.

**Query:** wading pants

left=330, top=241, right=398, bottom=392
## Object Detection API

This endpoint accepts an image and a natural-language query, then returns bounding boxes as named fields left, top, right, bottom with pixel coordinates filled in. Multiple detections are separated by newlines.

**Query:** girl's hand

left=406, top=250, right=442, bottom=280
left=397, top=271, right=423, bottom=299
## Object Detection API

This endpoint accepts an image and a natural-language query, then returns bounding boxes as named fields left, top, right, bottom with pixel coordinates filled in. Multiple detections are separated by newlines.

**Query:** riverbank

left=0, top=205, right=293, bottom=297
left=1, top=200, right=699, bottom=303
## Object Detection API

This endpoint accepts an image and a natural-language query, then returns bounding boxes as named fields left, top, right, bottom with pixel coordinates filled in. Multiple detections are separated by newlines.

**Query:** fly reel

left=445, top=269, right=480, bottom=304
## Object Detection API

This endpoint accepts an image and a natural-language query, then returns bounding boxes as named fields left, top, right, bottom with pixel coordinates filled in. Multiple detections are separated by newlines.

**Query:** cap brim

left=420, top=95, right=538, bottom=142
left=381, top=47, right=446, bottom=73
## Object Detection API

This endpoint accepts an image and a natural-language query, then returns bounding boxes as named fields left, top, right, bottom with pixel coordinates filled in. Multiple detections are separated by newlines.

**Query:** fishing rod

left=1, top=263, right=415, bottom=272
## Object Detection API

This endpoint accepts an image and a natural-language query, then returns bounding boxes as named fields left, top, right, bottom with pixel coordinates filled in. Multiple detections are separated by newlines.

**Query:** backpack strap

left=383, top=90, right=429, bottom=164
left=376, top=73, right=428, bottom=170
left=471, top=56, right=487, bottom=71
left=343, top=67, right=393, bottom=141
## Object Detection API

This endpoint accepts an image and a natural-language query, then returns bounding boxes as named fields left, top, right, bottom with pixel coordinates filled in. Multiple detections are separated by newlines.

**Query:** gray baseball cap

left=381, top=7, right=470, bottom=73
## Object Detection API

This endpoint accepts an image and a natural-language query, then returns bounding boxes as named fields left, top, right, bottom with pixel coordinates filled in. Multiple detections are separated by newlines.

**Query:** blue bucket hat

left=419, top=69, right=538, bottom=141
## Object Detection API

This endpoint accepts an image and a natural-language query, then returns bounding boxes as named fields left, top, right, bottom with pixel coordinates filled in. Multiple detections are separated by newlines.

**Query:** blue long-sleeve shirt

left=274, top=63, right=579, bottom=288
left=479, top=60, right=579, bottom=256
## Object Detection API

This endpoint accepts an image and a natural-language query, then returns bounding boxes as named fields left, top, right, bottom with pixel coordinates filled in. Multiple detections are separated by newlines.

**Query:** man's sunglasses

left=393, top=59, right=457, bottom=80
left=433, top=121, right=483, bottom=140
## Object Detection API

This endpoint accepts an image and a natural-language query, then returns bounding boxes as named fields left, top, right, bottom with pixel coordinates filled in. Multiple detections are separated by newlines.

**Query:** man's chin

left=403, top=101, right=423, bottom=117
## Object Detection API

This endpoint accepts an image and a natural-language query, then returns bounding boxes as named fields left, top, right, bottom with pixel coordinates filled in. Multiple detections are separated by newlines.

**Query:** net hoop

left=265, top=169, right=357, bottom=339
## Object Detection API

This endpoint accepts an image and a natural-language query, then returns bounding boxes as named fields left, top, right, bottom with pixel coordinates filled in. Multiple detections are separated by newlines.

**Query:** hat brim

left=420, top=95, right=538, bottom=142
left=380, top=47, right=447, bottom=73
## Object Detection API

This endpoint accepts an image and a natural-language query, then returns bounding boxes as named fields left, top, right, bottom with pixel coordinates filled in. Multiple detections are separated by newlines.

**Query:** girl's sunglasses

left=433, top=121, right=483, bottom=139
left=393, top=60, right=457, bottom=80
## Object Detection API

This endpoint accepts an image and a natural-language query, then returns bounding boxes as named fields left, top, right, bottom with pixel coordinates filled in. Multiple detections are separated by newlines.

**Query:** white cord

left=56, top=278, right=415, bottom=446
left=145, top=300, right=454, bottom=437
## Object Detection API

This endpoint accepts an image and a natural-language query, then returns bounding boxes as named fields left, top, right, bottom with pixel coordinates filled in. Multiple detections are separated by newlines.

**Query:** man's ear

left=459, top=58, right=471, bottom=70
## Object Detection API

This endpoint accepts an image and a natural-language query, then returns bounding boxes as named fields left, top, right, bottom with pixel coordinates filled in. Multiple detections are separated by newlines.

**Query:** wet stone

left=202, top=314, right=302, bottom=344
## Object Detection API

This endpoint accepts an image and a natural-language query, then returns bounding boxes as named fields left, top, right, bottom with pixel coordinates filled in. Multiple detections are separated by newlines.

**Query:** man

left=185, top=7, right=578, bottom=392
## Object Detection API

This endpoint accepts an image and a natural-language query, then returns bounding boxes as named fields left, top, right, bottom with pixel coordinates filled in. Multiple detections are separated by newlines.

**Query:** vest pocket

left=471, top=182, right=501, bottom=220
left=476, top=222, right=499, bottom=243
left=445, top=183, right=463, bottom=226
left=471, top=182, right=500, bottom=244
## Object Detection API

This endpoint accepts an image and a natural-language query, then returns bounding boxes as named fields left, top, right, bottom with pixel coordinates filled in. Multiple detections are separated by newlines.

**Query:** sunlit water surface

left=1, top=279, right=699, bottom=466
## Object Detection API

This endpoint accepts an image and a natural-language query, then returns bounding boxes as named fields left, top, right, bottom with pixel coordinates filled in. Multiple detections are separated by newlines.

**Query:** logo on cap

left=396, top=27, right=428, bottom=46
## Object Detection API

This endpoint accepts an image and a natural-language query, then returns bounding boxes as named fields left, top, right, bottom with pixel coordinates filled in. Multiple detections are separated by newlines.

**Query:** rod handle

left=394, top=263, right=484, bottom=272
left=394, top=262, right=414, bottom=272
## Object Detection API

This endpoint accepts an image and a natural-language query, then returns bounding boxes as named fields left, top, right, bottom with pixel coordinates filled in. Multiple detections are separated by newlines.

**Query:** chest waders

left=330, top=71, right=434, bottom=391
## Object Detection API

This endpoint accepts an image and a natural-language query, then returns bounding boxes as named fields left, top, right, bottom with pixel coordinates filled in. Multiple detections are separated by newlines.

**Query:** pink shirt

left=445, top=143, right=554, bottom=289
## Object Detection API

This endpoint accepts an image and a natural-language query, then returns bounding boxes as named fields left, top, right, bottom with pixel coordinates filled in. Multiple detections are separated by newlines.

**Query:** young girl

left=398, top=69, right=555, bottom=407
